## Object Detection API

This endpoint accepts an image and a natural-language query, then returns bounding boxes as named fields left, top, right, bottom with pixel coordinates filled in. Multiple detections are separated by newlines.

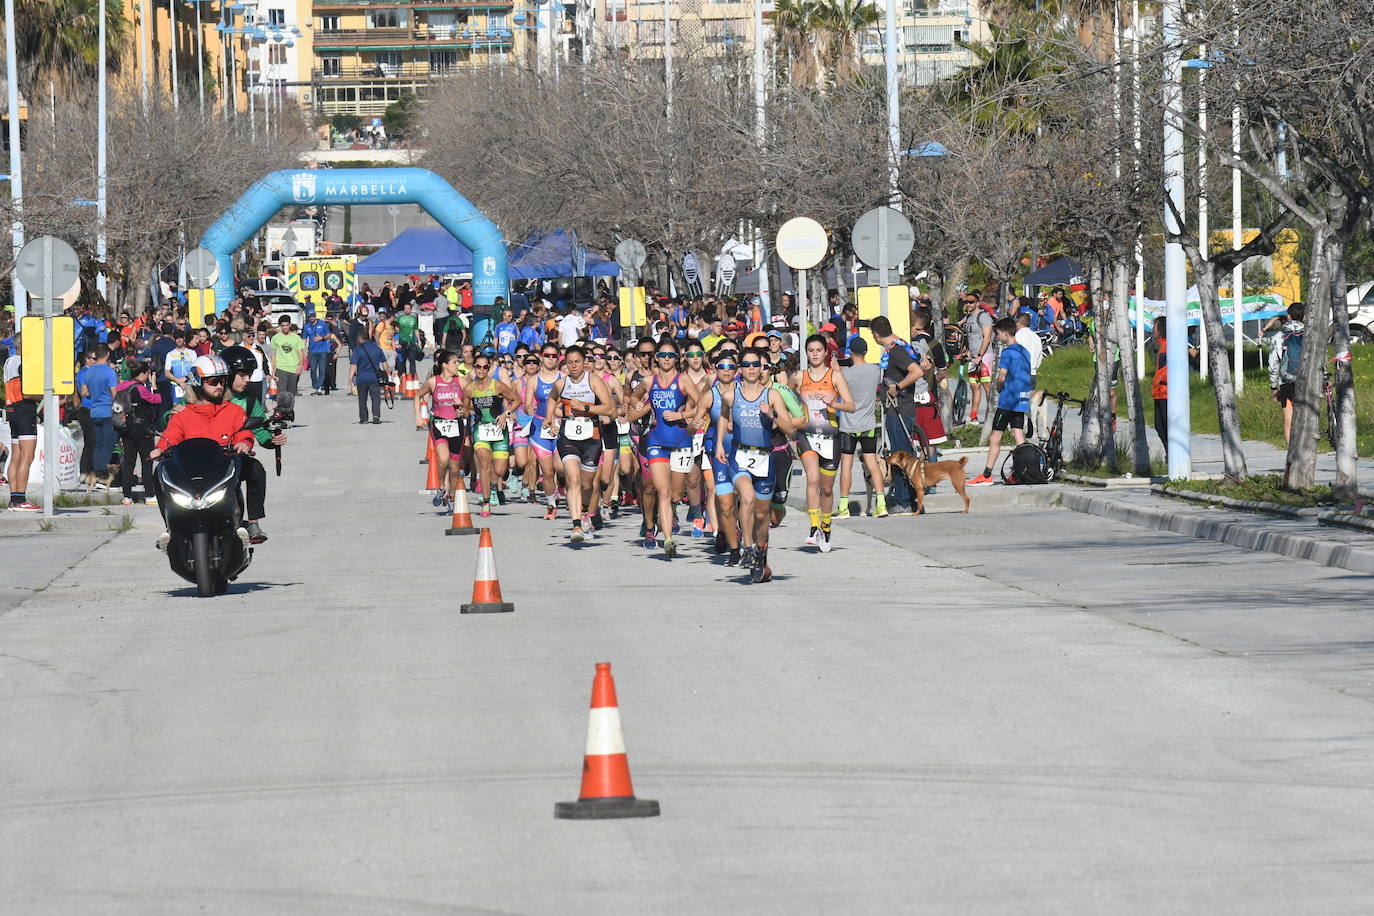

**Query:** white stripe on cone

left=585, top=706, right=627, bottom=756
left=475, top=544, right=498, bottom=582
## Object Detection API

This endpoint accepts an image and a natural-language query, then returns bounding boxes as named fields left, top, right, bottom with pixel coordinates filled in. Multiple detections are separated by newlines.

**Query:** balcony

left=314, top=26, right=514, bottom=49
left=313, top=0, right=512, bottom=8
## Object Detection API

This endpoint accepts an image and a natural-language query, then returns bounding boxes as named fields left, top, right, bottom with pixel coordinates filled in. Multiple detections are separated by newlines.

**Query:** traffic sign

left=16, top=236, right=80, bottom=300
left=280, top=229, right=298, bottom=259
left=184, top=247, right=220, bottom=288
left=852, top=206, right=913, bottom=269
left=615, top=238, right=647, bottom=274
left=775, top=218, right=827, bottom=270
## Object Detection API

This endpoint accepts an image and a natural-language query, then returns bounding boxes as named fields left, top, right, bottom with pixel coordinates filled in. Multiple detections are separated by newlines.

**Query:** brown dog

left=886, top=451, right=971, bottom=514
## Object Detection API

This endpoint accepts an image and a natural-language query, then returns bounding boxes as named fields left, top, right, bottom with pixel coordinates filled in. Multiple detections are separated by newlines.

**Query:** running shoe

left=8, top=501, right=40, bottom=512
left=806, top=526, right=818, bottom=546
left=121, top=497, right=134, bottom=506
left=750, top=553, right=767, bottom=583
left=874, top=500, right=889, bottom=518
left=544, top=506, right=557, bottom=520
left=431, top=490, right=444, bottom=508
left=608, top=499, right=620, bottom=519
left=480, top=501, right=491, bottom=518
left=968, top=411, right=979, bottom=423
left=691, top=517, right=706, bottom=538
left=570, top=525, right=584, bottom=543
left=967, top=473, right=995, bottom=487
left=739, top=545, right=756, bottom=570
left=643, top=529, right=658, bottom=550
left=756, top=563, right=773, bottom=583
left=671, top=513, right=680, bottom=536
left=723, top=548, right=742, bottom=567
left=527, top=492, right=541, bottom=505
left=590, top=511, right=605, bottom=531
left=495, top=489, right=508, bottom=506
left=144, top=496, right=158, bottom=506
left=713, top=531, right=726, bottom=554
left=817, top=528, right=832, bottom=553
left=663, top=538, right=678, bottom=559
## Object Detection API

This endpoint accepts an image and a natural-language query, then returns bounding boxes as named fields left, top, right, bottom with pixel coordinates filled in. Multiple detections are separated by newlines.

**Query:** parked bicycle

left=1000, top=390, right=1082, bottom=484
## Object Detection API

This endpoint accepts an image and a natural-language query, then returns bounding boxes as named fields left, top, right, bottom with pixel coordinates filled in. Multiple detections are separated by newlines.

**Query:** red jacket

left=156, top=401, right=253, bottom=452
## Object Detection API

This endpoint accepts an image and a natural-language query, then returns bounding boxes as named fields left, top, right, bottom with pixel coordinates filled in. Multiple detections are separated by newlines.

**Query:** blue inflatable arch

left=198, top=167, right=508, bottom=342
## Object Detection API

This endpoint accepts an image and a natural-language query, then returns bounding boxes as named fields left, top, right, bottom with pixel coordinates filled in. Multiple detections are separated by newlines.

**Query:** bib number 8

left=564, top=417, right=595, bottom=441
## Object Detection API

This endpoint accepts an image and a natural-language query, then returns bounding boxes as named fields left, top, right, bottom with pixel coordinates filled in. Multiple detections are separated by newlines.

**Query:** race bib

left=692, top=430, right=706, bottom=454
left=669, top=448, right=696, bottom=473
left=434, top=418, right=463, bottom=438
left=738, top=447, right=770, bottom=478
left=915, top=391, right=932, bottom=405
left=476, top=421, right=504, bottom=442
left=516, top=419, right=533, bottom=438
left=564, top=417, right=596, bottom=441
left=616, top=419, right=630, bottom=435
left=813, top=434, right=836, bottom=460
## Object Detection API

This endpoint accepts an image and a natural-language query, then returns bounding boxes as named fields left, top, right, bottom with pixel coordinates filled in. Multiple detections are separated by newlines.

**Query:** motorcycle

left=155, top=420, right=262, bottom=597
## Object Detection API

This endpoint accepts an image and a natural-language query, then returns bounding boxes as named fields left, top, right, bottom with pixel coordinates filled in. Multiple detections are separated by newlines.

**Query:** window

left=320, top=54, right=342, bottom=76
left=374, top=50, right=403, bottom=75
left=704, top=19, right=746, bottom=45
left=430, top=50, right=458, bottom=74
left=904, top=24, right=953, bottom=53
left=638, top=19, right=664, bottom=46
left=319, top=14, right=339, bottom=30
left=267, top=8, right=285, bottom=26
left=370, top=10, right=407, bottom=28
left=267, top=44, right=288, bottom=65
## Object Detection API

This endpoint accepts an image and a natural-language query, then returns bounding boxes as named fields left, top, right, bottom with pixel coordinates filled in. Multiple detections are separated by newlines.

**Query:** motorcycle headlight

left=197, top=485, right=231, bottom=509
left=169, top=491, right=197, bottom=509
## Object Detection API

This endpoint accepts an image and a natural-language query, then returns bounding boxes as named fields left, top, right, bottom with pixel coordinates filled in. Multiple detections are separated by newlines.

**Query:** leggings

left=119, top=431, right=155, bottom=498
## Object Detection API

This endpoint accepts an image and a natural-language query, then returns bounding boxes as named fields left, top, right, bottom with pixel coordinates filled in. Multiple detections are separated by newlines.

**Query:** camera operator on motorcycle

left=222, top=345, right=288, bottom=544
left=149, top=354, right=255, bottom=551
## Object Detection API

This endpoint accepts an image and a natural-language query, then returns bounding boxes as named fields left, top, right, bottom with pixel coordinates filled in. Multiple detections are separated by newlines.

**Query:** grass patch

left=54, top=492, right=119, bottom=508
left=1163, top=473, right=1335, bottom=507
left=944, top=423, right=984, bottom=447
left=37, top=519, right=53, bottom=532
left=108, top=514, right=135, bottom=533
left=1035, top=342, right=1374, bottom=457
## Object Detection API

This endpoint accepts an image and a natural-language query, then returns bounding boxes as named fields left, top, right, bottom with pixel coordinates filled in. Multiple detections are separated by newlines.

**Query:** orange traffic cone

left=445, top=476, right=478, bottom=536
left=424, top=437, right=442, bottom=491
left=555, top=662, right=659, bottom=819
left=460, top=528, right=513, bottom=612
left=421, top=430, right=435, bottom=465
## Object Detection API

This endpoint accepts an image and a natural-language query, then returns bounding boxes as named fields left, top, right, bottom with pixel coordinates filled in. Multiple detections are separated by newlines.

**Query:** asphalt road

left=3, top=385, right=1372, bottom=914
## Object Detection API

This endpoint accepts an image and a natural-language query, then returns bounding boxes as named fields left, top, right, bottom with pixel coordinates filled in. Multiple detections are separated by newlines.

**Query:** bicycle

left=949, top=359, right=971, bottom=427
left=999, top=390, right=1081, bottom=484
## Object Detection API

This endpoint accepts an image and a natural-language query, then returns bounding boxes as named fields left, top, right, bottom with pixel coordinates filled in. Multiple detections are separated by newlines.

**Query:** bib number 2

left=738, top=448, right=770, bottom=478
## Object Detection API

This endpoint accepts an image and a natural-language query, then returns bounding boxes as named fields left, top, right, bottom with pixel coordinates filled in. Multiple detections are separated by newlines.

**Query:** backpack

left=1005, top=443, right=1050, bottom=485
left=943, top=321, right=965, bottom=355
left=111, top=385, right=135, bottom=430
left=1280, top=328, right=1304, bottom=383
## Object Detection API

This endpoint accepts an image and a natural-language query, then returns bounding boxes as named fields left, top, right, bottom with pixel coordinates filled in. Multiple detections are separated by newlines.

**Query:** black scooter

left=156, top=424, right=260, bottom=597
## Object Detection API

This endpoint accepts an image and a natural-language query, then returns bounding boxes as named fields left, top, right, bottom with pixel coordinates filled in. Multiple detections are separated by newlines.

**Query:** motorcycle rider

left=149, top=354, right=254, bottom=551
left=222, top=345, right=288, bottom=544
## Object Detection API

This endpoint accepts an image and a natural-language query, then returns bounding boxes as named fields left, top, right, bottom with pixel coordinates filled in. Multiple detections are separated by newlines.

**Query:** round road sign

left=615, top=238, right=647, bottom=273
left=852, top=206, right=914, bottom=269
left=280, top=229, right=298, bottom=259
left=775, top=217, right=828, bottom=270
left=15, top=236, right=80, bottom=300
left=184, top=247, right=221, bottom=288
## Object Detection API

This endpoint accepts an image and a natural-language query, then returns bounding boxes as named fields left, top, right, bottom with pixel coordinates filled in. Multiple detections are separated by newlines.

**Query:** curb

left=1318, top=510, right=1374, bottom=534
left=1150, top=484, right=1324, bottom=519
left=1060, top=472, right=1155, bottom=488
left=1059, top=489, right=1374, bottom=575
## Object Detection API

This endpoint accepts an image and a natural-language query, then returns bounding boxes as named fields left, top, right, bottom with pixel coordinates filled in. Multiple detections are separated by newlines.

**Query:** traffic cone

left=421, top=431, right=435, bottom=465
left=445, top=476, right=478, bottom=536
left=460, top=528, right=512, bottom=612
left=424, top=437, right=442, bottom=491
left=555, top=662, right=659, bottom=819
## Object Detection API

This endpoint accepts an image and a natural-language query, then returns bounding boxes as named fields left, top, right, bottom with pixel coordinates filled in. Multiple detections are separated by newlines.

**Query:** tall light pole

left=5, top=0, right=25, bottom=317
left=1162, top=0, right=1191, bottom=477
left=171, top=0, right=181, bottom=110
left=195, top=0, right=206, bottom=112
left=1230, top=4, right=1243, bottom=391
left=140, top=0, right=151, bottom=109
left=98, top=0, right=108, bottom=299
left=1196, top=45, right=1208, bottom=379
left=662, top=0, right=673, bottom=120
left=1133, top=0, right=1145, bottom=378
left=752, top=0, right=770, bottom=317
left=882, top=0, right=900, bottom=203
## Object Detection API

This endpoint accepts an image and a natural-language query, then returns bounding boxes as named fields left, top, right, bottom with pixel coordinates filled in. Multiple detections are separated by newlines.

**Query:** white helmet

left=191, top=353, right=229, bottom=391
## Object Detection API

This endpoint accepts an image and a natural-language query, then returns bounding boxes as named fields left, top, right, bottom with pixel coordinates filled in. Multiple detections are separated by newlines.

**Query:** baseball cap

left=767, top=328, right=784, bottom=339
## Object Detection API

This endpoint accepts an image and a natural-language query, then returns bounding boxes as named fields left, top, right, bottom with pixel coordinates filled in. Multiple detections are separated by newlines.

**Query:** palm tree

left=773, top=0, right=822, bottom=88
left=12, top=0, right=127, bottom=97
left=939, top=14, right=1070, bottom=135
left=814, top=0, right=880, bottom=87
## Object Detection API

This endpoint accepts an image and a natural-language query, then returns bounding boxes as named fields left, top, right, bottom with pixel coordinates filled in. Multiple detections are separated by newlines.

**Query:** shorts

left=969, top=351, right=994, bottom=381
left=429, top=419, right=465, bottom=453
left=510, top=418, right=533, bottom=449
left=794, top=430, right=839, bottom=474
left=600, top=423, right=619, bottom=454
left=6, top=400, right=38, bottom=439
left=473, top=432, right=511, bottom=456
left=710, top=449, right=746, bottom=496
left=992, top=408, right=1026, bottom=432
left=770, top=446, right=793, bottom=507
left=1276, top=382, right=1296, bottom=407
left=557, top=435, right=603, bottom=472
left=915, top=404, right=948, bottom=445
left=530, top=427, right=557, bottom=458
left=839, top=429, right=879, bottom=455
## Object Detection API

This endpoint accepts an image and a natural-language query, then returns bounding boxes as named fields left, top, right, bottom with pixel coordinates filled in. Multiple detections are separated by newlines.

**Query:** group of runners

left=411, top=332, right=880, bottom=584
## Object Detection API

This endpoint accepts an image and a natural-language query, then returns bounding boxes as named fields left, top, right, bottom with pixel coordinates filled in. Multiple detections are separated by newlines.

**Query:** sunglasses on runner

left=740, top=360, right=763, bottom=368
left=592, top=352, right=606, bottom=359
left=684, top=350, right=705, bottom=358
left=523, top=358, right=539, bottom=366
left=655, top=351, right=678, bottom=359
left=475, top=362, right=492, bottom=370
left=541, top=352, right=559, bottom=358
left=609, top=354, right=623, bottom=361
left=715, top=361, right=738, bottom=370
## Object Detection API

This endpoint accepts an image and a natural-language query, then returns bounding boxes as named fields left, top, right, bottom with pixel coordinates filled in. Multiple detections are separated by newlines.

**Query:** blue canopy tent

left=1024, top=257, right=1086, bottom=288
left=357, top=227, right=473, bottom=275
left=358, top=226, right=618, bottom=279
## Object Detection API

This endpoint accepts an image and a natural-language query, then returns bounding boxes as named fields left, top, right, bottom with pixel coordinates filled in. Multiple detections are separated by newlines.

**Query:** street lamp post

left=752, top=0, right=770, bottom=318
left=171, top=0, right=181, bottom=111
left=98, top=0, right=108, bottom=299
left=195, top=0, right=206, bottom=112
left=1162, top=0, right=1191, bottom=477
left=4, top=0, right=25, bottom=316
left=882, top=0, right=900, bottom=203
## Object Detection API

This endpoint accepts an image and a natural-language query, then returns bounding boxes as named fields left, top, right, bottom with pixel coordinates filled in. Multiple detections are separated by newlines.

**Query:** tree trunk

left=930, top=270, right=954, bottom=433
left=1284, top=220, right=1331, bottom=490
left=1191, top=254, right=1249, bottom=482
left=1112, top=260, right=1151, bottom=477
left=945, top=254, right=970, bottom=323
left=1326, top=228, right=1358, bottom=502
left=1079, top=264, right=1114, bottom=466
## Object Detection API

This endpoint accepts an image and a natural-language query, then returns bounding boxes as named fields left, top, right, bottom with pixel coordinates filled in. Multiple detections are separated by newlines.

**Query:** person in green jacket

left=395, top=301, right=421, bottom=378
left=228, top=355, right=288, bottom=544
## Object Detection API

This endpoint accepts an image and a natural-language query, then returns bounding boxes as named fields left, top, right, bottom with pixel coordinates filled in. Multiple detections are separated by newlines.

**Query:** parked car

left=243, top=289, right=306, bottom=329
left=1346, top=281, right=1374, bottom=344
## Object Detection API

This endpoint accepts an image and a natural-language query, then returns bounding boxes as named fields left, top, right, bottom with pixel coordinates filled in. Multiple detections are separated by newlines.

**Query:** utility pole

left=5, top=0, right=25, bottom=316
left=1162, top=0, right=1191, bottom=477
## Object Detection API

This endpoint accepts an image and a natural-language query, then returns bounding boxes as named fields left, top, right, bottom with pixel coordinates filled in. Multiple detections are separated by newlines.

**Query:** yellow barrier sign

left=618, top=286, right=647, bottom=328
left=20, top=316, right=76, bottom=396
left=187, top=288, right=217, bottom=329
left=856, top=285, right=912, bottom=355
